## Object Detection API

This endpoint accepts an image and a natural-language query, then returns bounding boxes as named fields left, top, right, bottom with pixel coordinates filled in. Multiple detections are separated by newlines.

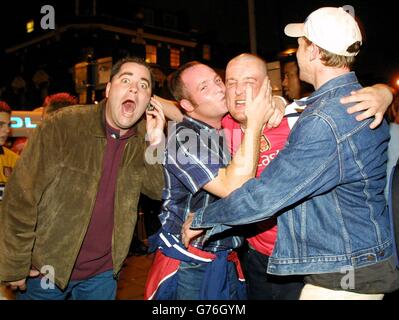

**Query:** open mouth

left=235, top=100, right=246, bottom=109
left=122, top=99, right=136, bottom=115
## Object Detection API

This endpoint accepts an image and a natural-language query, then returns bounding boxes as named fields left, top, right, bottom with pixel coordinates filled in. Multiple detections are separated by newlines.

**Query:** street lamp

left=279, top=48, right=297, bottom=58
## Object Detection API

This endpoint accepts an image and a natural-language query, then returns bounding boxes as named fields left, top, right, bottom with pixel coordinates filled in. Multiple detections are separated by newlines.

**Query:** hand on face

left=244, top=76, right=275, bottom=131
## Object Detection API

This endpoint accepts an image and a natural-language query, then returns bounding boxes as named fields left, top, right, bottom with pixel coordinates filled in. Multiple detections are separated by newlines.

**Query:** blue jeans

left=17, top=270, right=117, bottom=300
left=176, top=260, right=238, bottom=300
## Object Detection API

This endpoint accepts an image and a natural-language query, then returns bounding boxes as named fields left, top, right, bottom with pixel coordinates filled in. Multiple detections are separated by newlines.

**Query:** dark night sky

left=1, top=0, right=398, bottom=86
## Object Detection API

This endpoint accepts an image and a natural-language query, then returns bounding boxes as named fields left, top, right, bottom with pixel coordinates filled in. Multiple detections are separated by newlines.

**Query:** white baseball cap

left=284, top=7, right=362, bottom=57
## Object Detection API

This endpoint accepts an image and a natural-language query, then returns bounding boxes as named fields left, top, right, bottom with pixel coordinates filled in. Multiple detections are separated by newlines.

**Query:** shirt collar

left=183, top=116, right=219, bottom=133
left=105, top=121, right=137, bottom=140
left=294, top=72, right=358, bottom=107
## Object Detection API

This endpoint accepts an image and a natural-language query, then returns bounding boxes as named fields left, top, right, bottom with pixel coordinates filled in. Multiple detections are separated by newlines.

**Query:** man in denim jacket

left=183, top=7, right=399, bottom=299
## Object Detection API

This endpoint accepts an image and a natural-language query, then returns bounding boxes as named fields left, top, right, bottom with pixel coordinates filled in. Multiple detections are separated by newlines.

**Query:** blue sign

left=11, top=116, right=38, bottom=129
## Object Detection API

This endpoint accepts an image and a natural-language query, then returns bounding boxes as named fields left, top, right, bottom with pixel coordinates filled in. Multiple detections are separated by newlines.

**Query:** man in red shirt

left=222, top=54, right=301, bottom=299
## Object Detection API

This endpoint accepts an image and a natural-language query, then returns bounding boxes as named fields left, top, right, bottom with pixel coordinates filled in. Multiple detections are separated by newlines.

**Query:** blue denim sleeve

left=191, top=115, right=341, bottom=237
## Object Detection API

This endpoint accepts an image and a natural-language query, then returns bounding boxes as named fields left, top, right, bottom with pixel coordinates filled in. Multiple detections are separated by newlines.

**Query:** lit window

left=74, top=62, right=88, bottom=89
left=26, top=20, right=34, bottom=33
left=145, top=45, right=157, bottom=64
left=170, top=48, right=180, bottom=68
left=78, top=92, right=87, bottom=105
left=97, top=57, right=112, bottom=85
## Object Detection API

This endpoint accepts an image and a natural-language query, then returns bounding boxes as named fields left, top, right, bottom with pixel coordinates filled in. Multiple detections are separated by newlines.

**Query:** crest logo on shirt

left=260, top=134, right=271, bottom=152
left=3, top=166, right=12, bottom=178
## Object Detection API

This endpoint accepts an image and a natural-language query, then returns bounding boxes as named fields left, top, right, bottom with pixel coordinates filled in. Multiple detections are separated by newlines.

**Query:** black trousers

left=241, top=246, right=304, bottom=300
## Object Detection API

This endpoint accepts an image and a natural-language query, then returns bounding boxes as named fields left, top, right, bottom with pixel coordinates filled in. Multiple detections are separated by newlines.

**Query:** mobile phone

left=147, top=103, right=155, bottom=111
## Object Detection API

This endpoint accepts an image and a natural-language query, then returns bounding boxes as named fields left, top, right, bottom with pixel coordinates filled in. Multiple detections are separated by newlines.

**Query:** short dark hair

left=110, top=57, right=154, bottom=93
left=282, top=57, right=314, bottom=98
left=0, top=101, right=11, bottom=114
left=44, top=92, right=78, bottom=114
left=167, top=61, right=202, bottom=101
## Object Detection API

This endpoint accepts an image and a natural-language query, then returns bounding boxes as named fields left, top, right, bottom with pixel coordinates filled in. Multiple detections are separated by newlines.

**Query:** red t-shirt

left=221, top=114, right=291, bottom=256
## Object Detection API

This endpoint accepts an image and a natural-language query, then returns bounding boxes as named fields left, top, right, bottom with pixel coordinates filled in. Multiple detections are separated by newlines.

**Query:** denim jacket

left=192, top=72, right=393, bottom=275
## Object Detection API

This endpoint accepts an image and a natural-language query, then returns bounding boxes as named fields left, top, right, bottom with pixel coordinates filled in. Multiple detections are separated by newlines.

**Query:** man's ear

left=180, top=99, right=195, bottom=113
left=105, top=82, right=111, bottom=98
left=309, top=43, right=320, bottom=62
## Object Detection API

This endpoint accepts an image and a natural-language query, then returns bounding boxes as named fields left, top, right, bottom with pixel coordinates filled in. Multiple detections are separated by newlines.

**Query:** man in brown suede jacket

left=0, top=57, right=165, bottom=300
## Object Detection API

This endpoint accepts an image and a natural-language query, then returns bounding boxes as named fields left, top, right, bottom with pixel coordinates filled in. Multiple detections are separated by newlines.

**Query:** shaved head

left=227, top=53, right=268, bottom=78
left=225, top=53, right=269, bottom=124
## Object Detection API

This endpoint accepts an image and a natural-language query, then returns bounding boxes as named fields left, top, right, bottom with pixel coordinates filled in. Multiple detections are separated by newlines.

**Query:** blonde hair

left=303, top=37, right=357, bottom=69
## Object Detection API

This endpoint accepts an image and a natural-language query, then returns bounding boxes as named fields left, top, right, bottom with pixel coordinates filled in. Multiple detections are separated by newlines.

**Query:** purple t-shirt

left=70, top=123, right=136, bottom=281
